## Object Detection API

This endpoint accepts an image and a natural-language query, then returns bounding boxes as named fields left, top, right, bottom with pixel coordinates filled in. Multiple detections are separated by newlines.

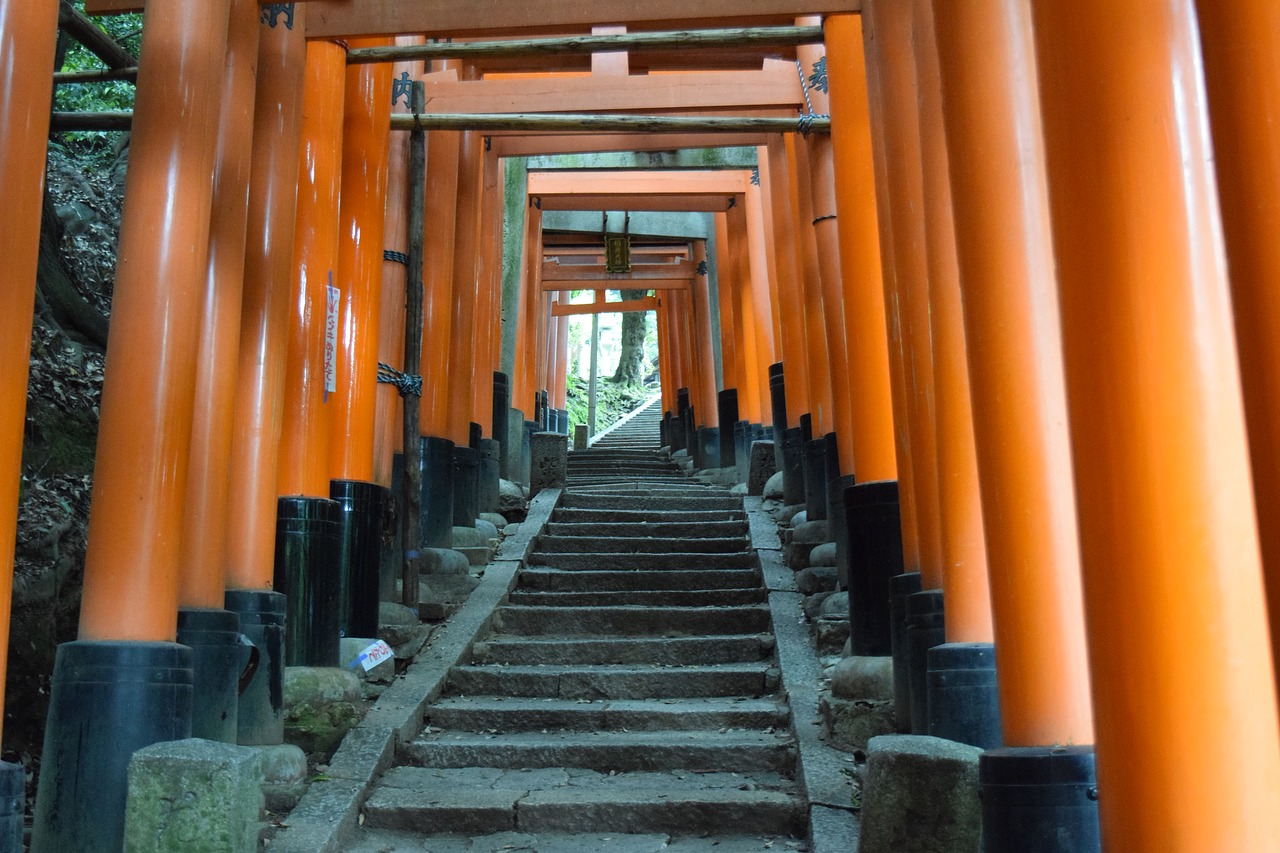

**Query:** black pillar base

left=889, top=572, right=922, bottom=732
left=274, top=496, right=342, bottom=667
left=828, top=474, right=856, bottom=587
left=803, top=437, right=829, bottom=520
left=980, top=746, right=1100, bottom=853
left=906, top=588, right=946, bottom=734
left=768, top=363, right=787, bottom=441
left=492, top=372, right=510, bottom=478
left=717, top=389, right=739, bottom=468
left=478, top=438, right=501, bottom=514
left=696, top=426, right=721, bottom=469
left=0, top=762, right=20, bottom=853
left=225, top=588, right=286, bottom=746
left=385, top=453, right=405, bottom=600
left=780, top=427, right=806, bottom=506
left=846, top=480, right=905, bottom=656
left=927, top=641, right=1003, bottom=749
left=733, top=420, right=750, bottom=482
left=452, top=444, right=480, bottom=527
left=330, top=479, right=387, bottom=639
left=177, top=607, right=253, bottom=743
left=31, top=641, right=192, bottom=853
left=421, top=436, right=456, bottom=549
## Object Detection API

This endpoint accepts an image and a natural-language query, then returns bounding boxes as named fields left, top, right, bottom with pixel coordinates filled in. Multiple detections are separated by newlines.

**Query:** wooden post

left=78, top=0, right=231, bottom=642
left=0, top=0, right=59, bottom=737
left=178, top=0, right=260, bottom=610
left=1032, top=0, right=1280, bottom=845
left=277, top=39, right=345, bottom=498
left=760, top=139, right=810, bottom=428
left=713, top=214, right=740, bottom=401
left=445, top=126, right=484, bottom=446
left=1194, top=0, right=1280, bottom=702
left=691, top=241, right=719, bottom=428
left=224, top=6, right=308, bottom=593
left=401, top=80, right=426, bottom=608
left=420, top=77, right=461, bottom=440
left=932, top=0, right=1091, bottom=745
left=789, top=134, right=835, bottom=437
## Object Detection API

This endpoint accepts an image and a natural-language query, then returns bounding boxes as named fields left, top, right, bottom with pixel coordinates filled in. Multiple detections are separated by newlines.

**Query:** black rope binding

left=383, top=250, right=410, bottom=265
left=377, top=362, right=423, bottom=398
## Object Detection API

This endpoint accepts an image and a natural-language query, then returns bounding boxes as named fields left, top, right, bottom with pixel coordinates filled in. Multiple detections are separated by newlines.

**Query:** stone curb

left=266, top=489, right=563, bottom=853
left=745, top=495, right=860, bottom=853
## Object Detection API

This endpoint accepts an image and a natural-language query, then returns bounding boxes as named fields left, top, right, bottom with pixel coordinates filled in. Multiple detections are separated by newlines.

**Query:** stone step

left=362, top=767, right=804, bottom=836
left=507, top=588, right=766, bottom=608
left=470, top=634, right=771, bottom=666
left=425, top=696, right=789, bottom=732
left=527, top=552, right=756, bottom=571
left=559, top=493, right=743, bottom=511
left=551, top=508, right=746, bottom=524
left=492, top=604, right=771, bottom=636
left=544, top=520, right=748, bottom=538
left=534, top=535, right=750, bottom=555
left=517, top=567, right=761, bottom=592
left=446, top=661, right=778, bottom=700
left=399, top=730, right=797, bottom=774
left=565, top=478, right=690, bottom=488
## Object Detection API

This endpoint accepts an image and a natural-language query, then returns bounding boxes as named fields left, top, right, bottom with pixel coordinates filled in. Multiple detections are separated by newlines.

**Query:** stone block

left=125, top=738, right=262, bottom=853
left=820, top=591, right=850, bottom=619
left=809, top=542, right=838, bottom=567
left=574, top=423, right=589, bottom=450
left=815, top=618, right=850, bottom=656
left=283, top=667, right=366, bottom=757
left=792, top=519, right=830, bottom=545
left=830, top=655, right=895, bottom=702
left=763, top=471, right=784, bottom=500
left=784, top=542, right=817, bottom=572
left=531, top=432, right=568, bottom=496
left=415, top=547, right=470, bottom=576
left=858, top=735, right=982, bottom=853
left=796, top=566, right=838, bottom=595
left=820, top=695, right=896, bottom=754
left=339, top=637, right=394, bottom=683
left=480, top=512, right=508, bottom=530
left=747, top=441, right=778, bottom=495
left=777, top=504, right=805, bottom=526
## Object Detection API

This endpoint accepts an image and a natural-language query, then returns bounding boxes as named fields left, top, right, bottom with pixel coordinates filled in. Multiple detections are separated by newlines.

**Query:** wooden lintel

left=542, top=259, right=697, bottom=281
left=390, top=113, right=821, bottom=134
left=552, top=297, right=661, bottom=317
left=413, top=68, right=802, bottom=115
left=347, top=25, right=823, bottom=64
left=305, top=0, right=861, bottom=39
left=490, top=132, right=768, bottom=158
left=541, top=279, right=691, bottom=292
left=530, top=170, right=747, bottom=195
left=535, top=193, right=742, bottom=213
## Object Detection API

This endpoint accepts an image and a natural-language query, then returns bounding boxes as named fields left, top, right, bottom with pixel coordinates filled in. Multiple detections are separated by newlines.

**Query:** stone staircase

left=587, top=394, right=663, bottom=451
left=354, top=449, right=807, bottom=850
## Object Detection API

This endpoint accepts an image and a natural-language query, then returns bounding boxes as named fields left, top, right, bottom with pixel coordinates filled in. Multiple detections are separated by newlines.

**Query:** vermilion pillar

left=470, top=150, right=502, bottom=435
left=656, top=300, right=675, bottom=416
left=179, top=0, right=260, bottom=611
left=78, top=0, right=230, bottom=642
left=421, top=124, right=461, bottom=439
left=735, top=197, right=773, bottom=425
left=789, top=135, right=835, bottom=437
left=445, top=129, right=484, bottom=447
left=1032, top=0, right=1280, bottom=847
left=513, top=205, right=543, bottom=415
left=330, top=39, right=393, bottom=482
left=824, top=14, right=896, bottom=484
left=912, top=0, right=991, bottom=643
left=761, top=139, right=810, bottom=428
left=553, top=314, right=571, bottom=410
left=713, top=215, right=740, bottom=400
left=861, top=0, right=942, bottom=586
left=932, top=0, right=1091, bottom=747
left=225, top=5, right=307, bottom=593
left=691, top=241, right=719, bottom=427
left=277, top=39, right=344, bottom=498
left=0, top=0, right=58, bottom=742
left=1195, top=1, right=1280, bottom=698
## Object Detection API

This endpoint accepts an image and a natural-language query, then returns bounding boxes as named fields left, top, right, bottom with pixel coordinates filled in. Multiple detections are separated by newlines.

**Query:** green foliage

left=54, top=2, right=141, bottom=147
left=565, top=374, right=655, bottom=438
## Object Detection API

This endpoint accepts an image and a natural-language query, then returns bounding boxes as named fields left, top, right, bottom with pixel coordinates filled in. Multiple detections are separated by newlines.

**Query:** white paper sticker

left=349, top=639, right=393, bottom=672
left=324, top=274, right=340, bottom=395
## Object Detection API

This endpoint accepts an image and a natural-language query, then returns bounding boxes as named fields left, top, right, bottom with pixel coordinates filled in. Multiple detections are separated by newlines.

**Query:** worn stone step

left=544, top=520, right=747, bottom=539
left=471, top=634, right=770, bottom=666
left=447, top=662, right=778, bottom=699
left=507, top=588, right=766, bottom=608
left=527, top=552, right=756, bottom=571
left=493, top=604, right=771, bottom=636
left=399, top=730, right=797, bottom=774
left=559, top=493, right=743, bottom=511
left=362, top=767, right=804, bottom=836
left=535, top=535, right=750, bottom=555
left=426, top=697, right=790, bottom=732
left=551, top=508, right=745, bottom=524
left=518, top=566, right=760, bottom=592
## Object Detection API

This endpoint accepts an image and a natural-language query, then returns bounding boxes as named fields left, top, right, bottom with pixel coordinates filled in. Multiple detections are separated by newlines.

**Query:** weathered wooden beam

left=542, top=259, right=697, bottom=281
left=54, top=66, right=138, bottom=85
left=542, top=279, right=691, bottom=292
left=530, top=170, right=749, bottom=195
left=58, top=0, right=135, bottom=69
left=491, top=132, right=768, bottom=158
left=48, top=111, right=132, bottom=132
left=347, top=25, right=823, bottom=64
left=392, top=114, right=823, bottom=133
left=304, top=0, right=860, bottom=39
left=552, top=296, right=661, bottom=317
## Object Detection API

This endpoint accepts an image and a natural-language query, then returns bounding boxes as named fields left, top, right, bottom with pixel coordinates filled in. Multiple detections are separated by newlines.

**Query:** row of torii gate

left=2, top=0, right=1280, bottom=850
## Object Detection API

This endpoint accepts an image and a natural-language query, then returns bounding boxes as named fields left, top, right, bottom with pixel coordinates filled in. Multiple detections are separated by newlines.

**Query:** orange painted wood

left=861, top=0, right=941, bottom=585
left=79, top=0, right=231, bottom=642
left=224, top=6, right=308, bottom=591
left=420, top=125, right=461, bottom=439
left=179, top=0, right=260, bottom=610
left=331, top=39, right=393, bottom=482
left=0, top=0, right=59, bottom=727
left=529, top=169, right=750, bottom=196
left=513, top=206, right=543, bottom=414
left=823, top=14, right=898, bottom=485
left=1032, top=0, right=1280, bottom=846
left=493, top=132, right=769, bottom=157
left=543, top=279, right=692, bottom=292
left=912, top=0, right=991, bottom=642
left=656, top=300, right=675, bottom=415
left=931, top=0, right=1091, bottom=748
left=302, top=0, right=860, bottom=40
left=445, top=129, right=485, bottom=446
left=789, top=135, right=835, bottom=437
left=732, top=199, right=773, bottom=424
left=1195, top=0, right=1280, bottom=701
left=691, top=241, right=720, bottom=427
left=713, top=213, right=740, bottom=402
left=276, top=40, right=344, bottom=498
left=543, top=260, right=697, bottom=281
left=552, top=298, right=662, bottom=317
left=535, top=193, right=739, bottom=212
left=552, top=315, right=571, bottom=409
left=471, top=149, right=503, bottom=435
left=761, top=138, right=810, bottom=429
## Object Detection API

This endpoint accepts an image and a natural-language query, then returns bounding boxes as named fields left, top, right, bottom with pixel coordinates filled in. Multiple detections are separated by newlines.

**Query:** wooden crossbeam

left=542, top=279, right=690, bottom=292
left=347, top=25, right=823, bottom=64
left=490, top=132, right=768, bottom=156
left=542, top=260, right=698, bottom=281
left=552, top=297, right=660, bottom=316
left=389, top=113, right=823, bottom=134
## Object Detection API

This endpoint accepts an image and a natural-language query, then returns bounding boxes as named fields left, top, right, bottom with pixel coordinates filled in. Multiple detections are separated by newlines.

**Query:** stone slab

left=858, top=735, right=982, bottom=853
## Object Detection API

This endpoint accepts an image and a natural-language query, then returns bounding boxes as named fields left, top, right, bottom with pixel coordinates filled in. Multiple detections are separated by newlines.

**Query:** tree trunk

left=37, top=193, right=110, bottom=349
left=610, top=288, right=648, bottom=385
